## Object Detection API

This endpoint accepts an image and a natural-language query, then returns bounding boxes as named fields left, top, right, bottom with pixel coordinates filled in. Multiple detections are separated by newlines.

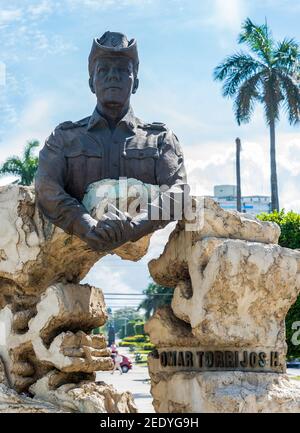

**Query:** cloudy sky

left=0, top=0, right=300, bottom=310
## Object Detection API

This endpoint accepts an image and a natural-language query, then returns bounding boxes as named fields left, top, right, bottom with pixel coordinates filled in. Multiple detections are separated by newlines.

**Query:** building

left=212, top=185, right=271, bottom=215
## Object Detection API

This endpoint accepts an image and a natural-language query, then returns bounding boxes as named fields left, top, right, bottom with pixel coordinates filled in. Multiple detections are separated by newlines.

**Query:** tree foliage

left=258, top=210, right=300, bottom=358
left=214, top=18, right=300, bottom=211
left=214, top=18, right=300, bottom=126
left=138, top=282, right=174, bottom=320
left=0, top=140, right=39, bottom=186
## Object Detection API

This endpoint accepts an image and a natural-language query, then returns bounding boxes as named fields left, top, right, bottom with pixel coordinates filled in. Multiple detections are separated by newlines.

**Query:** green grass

left=293, top=376, right=300, bottom=381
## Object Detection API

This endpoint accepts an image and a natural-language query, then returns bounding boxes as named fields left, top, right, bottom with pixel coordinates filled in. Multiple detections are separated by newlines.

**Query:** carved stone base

left=149, top=370, right=300, bottom=413
left=0, top=381, right=137, bottom=413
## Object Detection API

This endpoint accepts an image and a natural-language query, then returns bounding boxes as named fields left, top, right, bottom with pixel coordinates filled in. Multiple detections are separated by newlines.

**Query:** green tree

left=138, top=282, right=174, bottom=320
left=126, top=320, right=136, bottom=337
left=258, top=210, right=300, bottom=358
left=107, top=308, right=144, bottom=336
left=258, top=209, right=300, bottom=249
left=214, top=18, right=300, bottom=212
left=0, top=140, right=39, bottom=186
left=134, top=321, right=145, bottom=335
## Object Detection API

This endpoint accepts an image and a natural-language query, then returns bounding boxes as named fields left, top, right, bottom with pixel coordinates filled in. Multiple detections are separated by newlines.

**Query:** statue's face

left=90, top=56, right=138, bottom=108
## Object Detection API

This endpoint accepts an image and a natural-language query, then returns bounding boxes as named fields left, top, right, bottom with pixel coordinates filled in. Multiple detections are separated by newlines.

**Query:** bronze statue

left=35, top=31, right=187, bottom=252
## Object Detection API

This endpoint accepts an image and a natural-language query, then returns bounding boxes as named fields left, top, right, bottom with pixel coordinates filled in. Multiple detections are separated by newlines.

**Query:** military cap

left=88, top=31, right=139, bottom=78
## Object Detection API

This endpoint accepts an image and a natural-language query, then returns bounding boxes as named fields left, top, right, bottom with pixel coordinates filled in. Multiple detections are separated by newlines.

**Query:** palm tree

left=214, top=18, right=300, bottom=211
left=0, top=140, right=39, bottom=186
left=236, top=137, right=242, bottom=212
left=138, top=282, right=173, bottom=320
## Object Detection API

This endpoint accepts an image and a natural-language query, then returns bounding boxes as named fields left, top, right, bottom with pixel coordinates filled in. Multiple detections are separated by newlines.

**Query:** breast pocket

left=64, top=139, right=103, bottom=200
left=122, top=137, right=159, bottom=185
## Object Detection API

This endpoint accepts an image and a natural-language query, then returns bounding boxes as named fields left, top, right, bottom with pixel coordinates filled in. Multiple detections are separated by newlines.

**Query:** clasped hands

left=85, top=205, right=152, bottom=252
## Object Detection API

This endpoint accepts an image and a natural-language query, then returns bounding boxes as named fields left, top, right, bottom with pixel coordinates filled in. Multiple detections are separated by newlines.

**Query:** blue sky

left=1, top=0, right=300, bottom=310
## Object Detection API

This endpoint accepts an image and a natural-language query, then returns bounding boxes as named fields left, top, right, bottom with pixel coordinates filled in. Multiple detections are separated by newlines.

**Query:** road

left=96, top=347, right=154, bottom=413
left=287, top=368, right=300, bottom=377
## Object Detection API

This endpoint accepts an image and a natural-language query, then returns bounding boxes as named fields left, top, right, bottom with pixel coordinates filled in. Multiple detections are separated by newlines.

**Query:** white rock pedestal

left=145, top=198, right=300, bottom=413
left=0, top=180, right=151, bottom=413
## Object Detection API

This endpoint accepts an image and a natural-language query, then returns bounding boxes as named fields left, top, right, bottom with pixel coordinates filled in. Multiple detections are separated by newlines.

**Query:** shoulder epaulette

left=74, top=116, right=90, bottom=127
left=138, top=122, right=167, bottom=131
left=56, top=117, right=90, bottom=130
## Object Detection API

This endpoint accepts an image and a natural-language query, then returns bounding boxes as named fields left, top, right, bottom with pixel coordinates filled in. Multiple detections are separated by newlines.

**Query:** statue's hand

left=101, top=209, right=162, bottom=245
left=83, top=206, right=161, bottom=252
left=96, top=209, right=135, bottom=247
left=84, top=224, right=113, bottom=252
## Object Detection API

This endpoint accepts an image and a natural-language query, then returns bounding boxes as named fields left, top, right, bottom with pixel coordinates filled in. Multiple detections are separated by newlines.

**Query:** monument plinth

left=0, top=182, right=147, bottom=412
left=145, top=198, right=300, bottom=413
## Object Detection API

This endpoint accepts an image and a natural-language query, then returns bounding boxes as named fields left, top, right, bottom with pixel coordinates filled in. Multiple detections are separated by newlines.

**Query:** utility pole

left=236, top=137, right=242, bottom=212
left=120, top=316, right=128, bottom=337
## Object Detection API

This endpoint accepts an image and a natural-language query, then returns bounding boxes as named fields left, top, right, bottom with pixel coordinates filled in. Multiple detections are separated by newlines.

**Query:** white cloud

left=183, top=130, right=300, bottom=212
left=27, top=0, right=53, bottom=17
left=0, top=9, right=22, bottom=28
left=0, top=95, right=62, bottom=165
left=212, top=0, right=246, bottom=32
left=181, top=0, right=247, bottom=36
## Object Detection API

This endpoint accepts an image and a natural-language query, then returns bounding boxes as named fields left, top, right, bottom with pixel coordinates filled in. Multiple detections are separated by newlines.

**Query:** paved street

left=287, top=368, right=300, bottom=377
left=96, top=348, right=154, bottom=413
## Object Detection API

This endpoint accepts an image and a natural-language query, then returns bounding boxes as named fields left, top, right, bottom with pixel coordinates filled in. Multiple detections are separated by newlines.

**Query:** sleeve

left=153, top=130, right=189, bottom=223
left=129, top=130, right=189, bottom=241
left=35, top=128, right=96, bottom=238
left=156, top=130, right=187, bottom=189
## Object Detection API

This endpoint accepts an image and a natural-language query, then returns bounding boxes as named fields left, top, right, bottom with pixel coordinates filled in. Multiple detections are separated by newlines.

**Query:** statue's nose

left=107, top=67, right=120, bottom=81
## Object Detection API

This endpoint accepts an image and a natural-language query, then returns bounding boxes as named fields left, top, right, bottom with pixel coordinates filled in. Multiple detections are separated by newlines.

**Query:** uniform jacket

left=35, top=106, right=187, bottom=236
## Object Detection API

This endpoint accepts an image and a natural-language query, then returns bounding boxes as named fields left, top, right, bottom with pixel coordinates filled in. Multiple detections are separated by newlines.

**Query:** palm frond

left=278, top=72, right=300, bottom=124
left=274, top=38, right=300, bottom=73
left=238, top=17, right=274, bottom=65
left=234, top=72, right=263, bottom=125
left=214, top=52, right=261, bottom=81
left=0, top=157, right=24, bottom=178
left=261, top=73, right=283, bottom=124
left=214, top=52, right=263, bottom=97
left=24, top=140, right=39, bottom=162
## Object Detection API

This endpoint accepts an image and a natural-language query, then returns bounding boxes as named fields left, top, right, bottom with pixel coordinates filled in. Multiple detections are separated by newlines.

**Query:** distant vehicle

left=119, top=355, right=133, bottom=373
left=111, top=349, right=133, bottom=373
left=287, top=360, right=300, bottom=368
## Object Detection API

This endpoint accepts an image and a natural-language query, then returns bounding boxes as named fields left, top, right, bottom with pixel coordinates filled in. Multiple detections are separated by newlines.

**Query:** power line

left=103, top=293, right=172, bottom=296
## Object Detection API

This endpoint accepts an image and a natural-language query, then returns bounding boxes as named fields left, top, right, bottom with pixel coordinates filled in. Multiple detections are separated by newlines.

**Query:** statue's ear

left=89, top=77, right=95, bottom=94
left=132, top=77, right=139, bottom=94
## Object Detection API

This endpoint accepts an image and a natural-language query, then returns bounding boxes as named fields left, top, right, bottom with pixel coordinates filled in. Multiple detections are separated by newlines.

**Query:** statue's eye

left=98, top=67, right=107, bottom=73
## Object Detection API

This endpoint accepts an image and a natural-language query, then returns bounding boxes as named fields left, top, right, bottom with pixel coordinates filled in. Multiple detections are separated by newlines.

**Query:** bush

left=118, top=341, right=136, bottom=348
left=123, top=335, right=147, bottom=343
left=134, top=322, right=145, bottom=335
left=126, top=320, right=136, bottom=337
left=258, top=210, right=300, bottom=249
left=258, top=210, right=300, bottom=358
left=143, top=343, right=155, bottom=351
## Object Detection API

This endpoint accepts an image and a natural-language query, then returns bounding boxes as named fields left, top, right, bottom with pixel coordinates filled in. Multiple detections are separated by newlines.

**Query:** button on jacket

left=35, top=106, right=187, bottom=236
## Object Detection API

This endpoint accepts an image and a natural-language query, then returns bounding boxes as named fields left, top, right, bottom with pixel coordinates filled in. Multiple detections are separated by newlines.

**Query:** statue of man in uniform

left=35, top=31, right=188, bottom=252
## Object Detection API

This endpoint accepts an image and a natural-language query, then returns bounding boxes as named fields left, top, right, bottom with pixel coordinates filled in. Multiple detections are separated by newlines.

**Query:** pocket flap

left=123, top=147, right=159, bottom=159
left=64, top=139, right=103, bottom=158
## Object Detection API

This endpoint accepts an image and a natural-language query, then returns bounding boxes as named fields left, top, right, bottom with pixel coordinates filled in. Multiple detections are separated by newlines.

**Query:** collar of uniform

left=117, top=106, right=139, bottom=131
left=87, top=106, right=139, bottom=131
left=87, top=107, right=108, bottom=130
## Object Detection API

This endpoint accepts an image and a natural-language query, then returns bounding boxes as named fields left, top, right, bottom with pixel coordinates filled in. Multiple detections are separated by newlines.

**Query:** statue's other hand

left=97, top=209, right=134, bottom=246
left=84, top=226, right=112, bottom=252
